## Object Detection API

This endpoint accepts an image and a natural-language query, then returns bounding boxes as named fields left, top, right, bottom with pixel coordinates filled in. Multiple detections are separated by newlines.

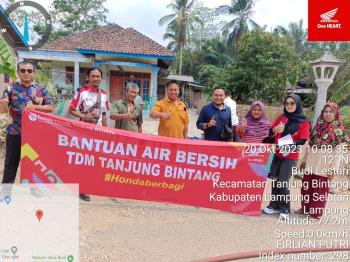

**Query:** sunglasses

left=285, top=101, right=295, bottom=106
left=19, top=68, right=33, bottom=74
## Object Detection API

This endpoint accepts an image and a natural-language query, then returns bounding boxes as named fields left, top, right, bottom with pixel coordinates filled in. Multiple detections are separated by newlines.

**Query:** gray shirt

left=112, top=99, right=143, bottom=132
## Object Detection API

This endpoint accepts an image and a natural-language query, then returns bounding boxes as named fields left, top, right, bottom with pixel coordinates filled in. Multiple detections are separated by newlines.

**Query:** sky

left=1, top=0, right=308, bottom=46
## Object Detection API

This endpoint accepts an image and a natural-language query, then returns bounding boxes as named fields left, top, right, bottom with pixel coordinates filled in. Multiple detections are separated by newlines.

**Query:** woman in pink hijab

left=237, top=101, right=271, bottom=143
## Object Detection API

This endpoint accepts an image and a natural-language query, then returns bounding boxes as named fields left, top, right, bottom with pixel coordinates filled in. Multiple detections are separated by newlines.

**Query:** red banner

left=308, top=0, right=350, bottom=41
left=20, top=110, right=274, bottom=216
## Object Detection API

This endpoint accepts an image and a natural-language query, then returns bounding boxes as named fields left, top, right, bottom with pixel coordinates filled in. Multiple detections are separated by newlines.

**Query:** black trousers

left=2, top=134, right=21, bottom=184
left=268, top=156, right=297, bottom=213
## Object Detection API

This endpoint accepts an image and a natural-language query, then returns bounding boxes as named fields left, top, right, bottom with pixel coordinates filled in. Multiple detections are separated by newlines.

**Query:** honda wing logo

left=320, top=8, right=338, bottom=22
left=318, top=8, right=341, bottom=29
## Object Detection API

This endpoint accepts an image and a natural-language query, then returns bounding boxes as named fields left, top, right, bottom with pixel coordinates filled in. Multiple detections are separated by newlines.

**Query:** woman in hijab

left=237, top=101, right=271, bottom=143
left=263, top=94, right=310, bottom=219
left=297, top=102, right=347, bottom=219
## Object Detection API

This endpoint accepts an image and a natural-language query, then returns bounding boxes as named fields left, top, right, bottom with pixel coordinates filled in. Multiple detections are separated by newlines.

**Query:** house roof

left=0, top=4, right=28, bottom=48
left=42, top=24, right=174, bottom=59
left=166, top=74, right=194, bottom=82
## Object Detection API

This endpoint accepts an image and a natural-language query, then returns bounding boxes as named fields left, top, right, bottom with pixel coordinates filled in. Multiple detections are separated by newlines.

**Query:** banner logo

left=29, top=113, right=37, bottom=122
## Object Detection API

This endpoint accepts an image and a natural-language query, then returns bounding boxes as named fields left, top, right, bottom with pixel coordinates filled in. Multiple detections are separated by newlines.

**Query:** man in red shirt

left=69, top=68, right=109, bottom=201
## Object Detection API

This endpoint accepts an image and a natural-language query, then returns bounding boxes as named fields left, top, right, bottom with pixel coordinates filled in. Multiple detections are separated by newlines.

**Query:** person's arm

left=150, top=110, right=170, bottom=119
left=299, top=141, right=309, bottom=170
left=237, top=123, right=247, bottom=137
left=292, top=121, right=311, bottom=141
left=69, top=90, right=93, bottom=121
left=183, top=110, right=189, bottom=138
left=137, top=109, right=143, bottom=133
left=109, top=101, right=136, bottom=121
left=295, top=139, right=307, bottom=146
left=183, top=125, right=188, bottom=138
left=26, top=102, right=53, bottom=113
left=227, top=108, right=232, bottom=128
left=196, top=107, right=207, bottom=130
left=270, top=114, right=284, bottom=135
left=150, top=101, right=171, bottom=120
left=102, top=113, right=107, bottom=127
left=29, top=86, right=54, bottom=113
left=0, top=98, right=9, bottom=114
left=231, top=100, right=239, bottom=126
left=110, top=112, right=135, bottom=120
left=69, top=108, right=93, bottom=121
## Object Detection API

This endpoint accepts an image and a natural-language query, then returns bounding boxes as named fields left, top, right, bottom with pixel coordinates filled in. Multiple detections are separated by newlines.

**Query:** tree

left=205, top=30, right=301, bottom=103
left=187, top=1, right=224, bottom=48
left=171, top=37, right=232, bottom=80
left=162, top=21, right=178, bottom=51
left=216, top=0, right=260, bottom=55
left=50, top=0, right=108, bottom=38
left=199, top=38, right=232, bottom=68
left=159, top=0, right=200, bottom=74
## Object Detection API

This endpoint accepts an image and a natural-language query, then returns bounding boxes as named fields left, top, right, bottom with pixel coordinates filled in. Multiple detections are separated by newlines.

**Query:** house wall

left=95, top=55, right=157, bottom=65
left=50, top=60, right=155, bottom=102
left=0, top=73, right=9, bottom=90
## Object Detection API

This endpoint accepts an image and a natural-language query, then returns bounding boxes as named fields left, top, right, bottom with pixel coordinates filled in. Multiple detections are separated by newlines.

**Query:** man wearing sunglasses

left=0, top=61, right=53, bottom=184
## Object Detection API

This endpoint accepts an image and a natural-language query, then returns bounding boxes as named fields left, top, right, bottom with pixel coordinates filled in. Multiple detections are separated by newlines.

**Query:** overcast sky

left=1, top=0, right=308, bottom=45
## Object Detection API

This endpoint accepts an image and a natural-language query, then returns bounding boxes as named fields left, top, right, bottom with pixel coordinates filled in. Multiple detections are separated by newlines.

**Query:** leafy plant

left=0, top=38, right=16, bottom=79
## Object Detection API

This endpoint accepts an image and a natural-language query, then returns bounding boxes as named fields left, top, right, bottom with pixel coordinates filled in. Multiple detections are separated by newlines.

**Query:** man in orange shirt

left=150, top=80, right=189, bottom=139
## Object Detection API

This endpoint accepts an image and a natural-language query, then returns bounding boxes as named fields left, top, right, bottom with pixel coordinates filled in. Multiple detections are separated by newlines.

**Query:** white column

left=74, top=61, right=80, bottom=94
left=313, top=79, right=332, bottom=126
left=151, top=66, right=159, bottom=106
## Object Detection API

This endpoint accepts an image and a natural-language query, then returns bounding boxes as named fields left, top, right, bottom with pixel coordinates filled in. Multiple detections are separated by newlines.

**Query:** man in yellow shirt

left=150, top=80, right=189, bottom=139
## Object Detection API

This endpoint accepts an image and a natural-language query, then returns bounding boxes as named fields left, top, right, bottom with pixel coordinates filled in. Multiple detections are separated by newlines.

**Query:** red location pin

left=36, top=210, right=44, bottom=222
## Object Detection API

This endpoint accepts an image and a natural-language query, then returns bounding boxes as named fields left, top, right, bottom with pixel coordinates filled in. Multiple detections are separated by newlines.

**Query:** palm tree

left=162, top=21, right=178, bottom=52
left=274, top=19, right=307, bottom=56
left=159, top=0, right=199, bottom=74
left=216, top=0, right=260, bottom=55
left=332, top=80, right=350, bottom=103
left=200, top=38, right=232, bottom=67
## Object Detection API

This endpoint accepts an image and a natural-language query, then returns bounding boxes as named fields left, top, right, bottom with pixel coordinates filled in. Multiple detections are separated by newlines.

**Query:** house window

left=65, top=67, right=90, bottom=86
left=143, top=80, right=150, bottom=100
left=121, top=75, right=150, bottom=100
left=65, top=67, right=74, bottom=84
left=4, top=74, right=10, bottom=83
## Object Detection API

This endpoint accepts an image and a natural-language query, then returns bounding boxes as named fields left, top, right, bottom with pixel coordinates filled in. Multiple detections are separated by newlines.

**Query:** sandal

left=295, top=208, right=306, bottom=215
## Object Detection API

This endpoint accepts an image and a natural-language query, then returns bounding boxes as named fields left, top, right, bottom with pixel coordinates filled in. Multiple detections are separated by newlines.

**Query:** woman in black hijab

left=263, top=94, right=310, bottom=219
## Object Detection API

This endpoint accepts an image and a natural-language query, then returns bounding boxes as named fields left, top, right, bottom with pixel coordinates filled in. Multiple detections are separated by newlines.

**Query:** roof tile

left=42, top=24, right=174, bottom=58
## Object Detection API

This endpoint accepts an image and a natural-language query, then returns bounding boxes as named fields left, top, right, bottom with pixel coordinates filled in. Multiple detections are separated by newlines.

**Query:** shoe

left=263, top=206, right=280, bottom=215
left=0, top=191, right=5, bottom=203
left=30, top=188, right=44, bottom=198
left=280, top=210, right=290, bottom=219
left=295, top=208, right=306, bottom=215
left=79, top=194, right=91, bottom=201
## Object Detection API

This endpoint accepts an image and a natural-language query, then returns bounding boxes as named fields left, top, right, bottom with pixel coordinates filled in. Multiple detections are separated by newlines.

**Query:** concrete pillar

left=151, top=66, right=159, bottom=106
left=313, top=79, right=332, bottom=127
left=74, top=61, right=79, bottom=93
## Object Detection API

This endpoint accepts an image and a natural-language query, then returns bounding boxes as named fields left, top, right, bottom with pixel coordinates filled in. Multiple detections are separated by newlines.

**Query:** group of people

left=0, top=62, right=348, bottom=219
